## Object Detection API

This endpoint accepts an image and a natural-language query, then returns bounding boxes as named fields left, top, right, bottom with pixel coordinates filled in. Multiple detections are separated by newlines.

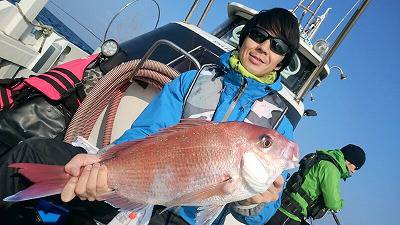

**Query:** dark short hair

left=239, top=8, right=300, bottom=72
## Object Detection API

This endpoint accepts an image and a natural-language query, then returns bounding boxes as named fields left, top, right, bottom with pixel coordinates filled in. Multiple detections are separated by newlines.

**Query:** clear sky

left=46, top=0, right=399, bottom=224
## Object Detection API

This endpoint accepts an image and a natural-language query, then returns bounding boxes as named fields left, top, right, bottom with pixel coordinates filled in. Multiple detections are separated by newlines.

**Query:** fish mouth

left=291, top=142, right=300, bottom=162
left=284, top=141, right=300, bottom=163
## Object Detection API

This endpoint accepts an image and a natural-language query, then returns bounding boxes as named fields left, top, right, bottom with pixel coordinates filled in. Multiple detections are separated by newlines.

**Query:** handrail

left=129, top=39, right=201, bottom=82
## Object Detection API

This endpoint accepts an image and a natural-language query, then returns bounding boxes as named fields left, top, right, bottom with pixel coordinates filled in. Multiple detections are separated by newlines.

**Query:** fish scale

left=99, top=121, right=291, bottom=206
left=106, top=143, right=240, bottom=203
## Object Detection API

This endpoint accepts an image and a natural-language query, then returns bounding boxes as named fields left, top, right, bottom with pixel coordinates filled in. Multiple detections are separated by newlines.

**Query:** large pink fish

left=4, top=119, right=299, bottom=224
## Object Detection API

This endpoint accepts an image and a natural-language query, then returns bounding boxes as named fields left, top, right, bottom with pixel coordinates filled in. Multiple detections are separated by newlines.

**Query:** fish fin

left=98, top=141, right=138, bottom=161
left=99, top=138, right=161, bottom=161
left=179, top=118, right=216, bottom=125
left=135, top=205, right=154, bottom=225
left=164, top=176, right=236, bottom=208
left=4, top=182, right=65, bottom=202
left=99, top=119, right=217, bottom=161
left=155, top=119, right=216, bottom=136
left=4, top=163, right=68, bottom=202
left=8, top=163, right=67, bottom=182
left=98, top=191, right=149, bottom=211
left=196, top=205, right=226, bottom=225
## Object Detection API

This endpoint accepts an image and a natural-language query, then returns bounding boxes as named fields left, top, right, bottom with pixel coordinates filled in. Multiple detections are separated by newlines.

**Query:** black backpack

left=285, top=152, right=342, bottom=219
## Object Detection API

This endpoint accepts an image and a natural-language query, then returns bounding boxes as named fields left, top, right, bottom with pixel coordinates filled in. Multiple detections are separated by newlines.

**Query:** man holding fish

left=0, top=8, right=301, bottom=225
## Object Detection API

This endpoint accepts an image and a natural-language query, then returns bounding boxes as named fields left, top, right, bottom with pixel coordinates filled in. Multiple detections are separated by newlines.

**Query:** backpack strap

left=51, top=67, right=86, bottom=100
left=33, top=74, right=68, bottom=97
left=43, top=71, right=74, bottom=90
left=52, top=67, right=81, bottom=83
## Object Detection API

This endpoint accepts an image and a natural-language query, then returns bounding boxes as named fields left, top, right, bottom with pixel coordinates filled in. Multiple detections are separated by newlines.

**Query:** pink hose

left=64, top=59, right=179, bottom=145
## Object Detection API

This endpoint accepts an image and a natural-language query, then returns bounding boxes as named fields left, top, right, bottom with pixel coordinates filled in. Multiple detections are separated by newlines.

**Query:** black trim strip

left=44, top=71, right=74, bottom=90
left=0, top=87, right=10, bottom=108
left=36, top=75, right=67, bottom=96
left=51, top=67, right=80, bottom=84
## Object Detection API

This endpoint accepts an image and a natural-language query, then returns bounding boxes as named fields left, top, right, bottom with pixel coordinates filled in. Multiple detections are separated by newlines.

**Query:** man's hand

left=240, top=175, right=284, bottom=205
left=61, top=154, right=110, bottom=202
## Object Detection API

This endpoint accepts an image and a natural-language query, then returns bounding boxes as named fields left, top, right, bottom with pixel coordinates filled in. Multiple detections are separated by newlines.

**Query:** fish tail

left=3, top=163, right=69, bottom=202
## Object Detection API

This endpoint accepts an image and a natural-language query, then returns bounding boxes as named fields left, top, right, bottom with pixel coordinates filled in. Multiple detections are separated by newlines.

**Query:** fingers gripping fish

left=4, top=119, right=299, bottom=225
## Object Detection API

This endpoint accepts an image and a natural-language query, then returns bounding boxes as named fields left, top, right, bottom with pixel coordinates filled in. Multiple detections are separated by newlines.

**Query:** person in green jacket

left=265, top=144, right=366, bottom=225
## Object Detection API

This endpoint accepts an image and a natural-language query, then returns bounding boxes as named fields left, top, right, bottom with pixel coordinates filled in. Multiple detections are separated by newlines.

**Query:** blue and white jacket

left=114, top=52, right=294, bottom=225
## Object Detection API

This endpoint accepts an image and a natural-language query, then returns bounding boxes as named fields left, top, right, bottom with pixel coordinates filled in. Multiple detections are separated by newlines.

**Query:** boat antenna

left=326, top=0, right=362, bottom=41
left=103, top=0, right=160, bottom=42
left=184, top=0, right=200, bottom=23
left=48, top=0, right=102, bottom=43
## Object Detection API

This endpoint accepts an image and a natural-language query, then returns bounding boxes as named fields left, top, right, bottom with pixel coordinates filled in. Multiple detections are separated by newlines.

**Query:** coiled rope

left=64, top=59, right=179, bottom=146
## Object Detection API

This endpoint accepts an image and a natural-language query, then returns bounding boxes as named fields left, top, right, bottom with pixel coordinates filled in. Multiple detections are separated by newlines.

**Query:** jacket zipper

left=222, top=78, right=247, bottom=122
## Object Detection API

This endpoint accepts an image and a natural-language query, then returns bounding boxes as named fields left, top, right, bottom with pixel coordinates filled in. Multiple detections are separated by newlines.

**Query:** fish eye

left=259, top=134, right=273, bottom=148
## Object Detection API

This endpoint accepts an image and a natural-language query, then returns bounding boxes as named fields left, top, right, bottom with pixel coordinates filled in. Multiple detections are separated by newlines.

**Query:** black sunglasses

left=248, top=27, right=290, bottom=56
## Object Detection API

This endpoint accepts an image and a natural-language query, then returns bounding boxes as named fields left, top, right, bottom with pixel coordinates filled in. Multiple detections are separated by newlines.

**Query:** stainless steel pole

left=183, top=0, right=200, bottom=23
left=196, top=0, right=216, bottom=28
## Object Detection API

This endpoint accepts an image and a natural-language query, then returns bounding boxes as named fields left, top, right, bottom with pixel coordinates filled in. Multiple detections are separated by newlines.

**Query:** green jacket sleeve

left=318, top=161, right=344, bottom=211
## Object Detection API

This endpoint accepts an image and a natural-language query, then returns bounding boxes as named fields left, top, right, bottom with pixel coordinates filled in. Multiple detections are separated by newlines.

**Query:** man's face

left=239, top=32, right=285, bottom=77
left=345, top=160, right=357, bottom=175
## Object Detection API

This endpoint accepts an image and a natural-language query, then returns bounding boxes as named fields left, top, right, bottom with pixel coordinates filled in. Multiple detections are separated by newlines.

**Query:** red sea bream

left=5, top=119, right=299, bottom=225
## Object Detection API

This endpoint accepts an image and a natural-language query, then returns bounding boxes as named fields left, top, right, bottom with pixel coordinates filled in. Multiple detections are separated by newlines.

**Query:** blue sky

left=46, top=1, right=399, bottom=224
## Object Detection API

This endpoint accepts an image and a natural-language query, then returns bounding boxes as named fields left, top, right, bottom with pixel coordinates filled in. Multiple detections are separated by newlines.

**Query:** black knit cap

left=340, top=144, right=366, bottom=170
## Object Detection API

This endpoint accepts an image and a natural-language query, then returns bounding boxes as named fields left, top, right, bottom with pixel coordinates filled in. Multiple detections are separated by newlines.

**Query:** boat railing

left=129, top=39, right=201, bottom=82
